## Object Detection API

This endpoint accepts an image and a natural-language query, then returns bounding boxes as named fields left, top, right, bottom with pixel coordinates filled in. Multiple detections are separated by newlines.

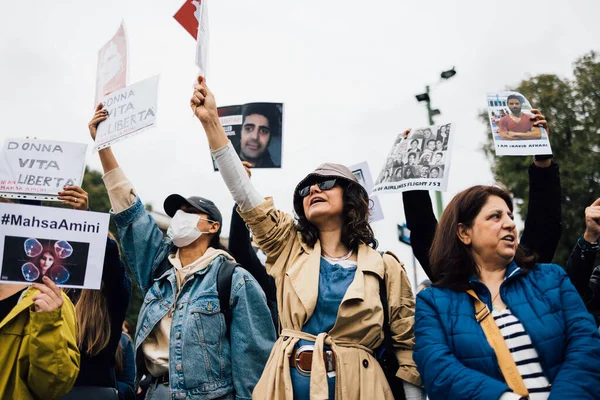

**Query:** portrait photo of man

left=214, top=102, right=283, bottom=170
left=497, top=94, right=542, bottom=140
left=239, top=103, right=282, bottom=167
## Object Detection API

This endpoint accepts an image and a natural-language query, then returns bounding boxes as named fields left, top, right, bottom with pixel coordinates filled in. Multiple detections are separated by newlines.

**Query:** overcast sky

left=1, top=0, right=598, bottom=286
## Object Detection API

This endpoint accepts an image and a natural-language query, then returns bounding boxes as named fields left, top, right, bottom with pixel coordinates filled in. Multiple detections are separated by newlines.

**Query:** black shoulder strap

left=217, top=258, right=239, bottom=335
left=378, top=251, right=393, bottom=346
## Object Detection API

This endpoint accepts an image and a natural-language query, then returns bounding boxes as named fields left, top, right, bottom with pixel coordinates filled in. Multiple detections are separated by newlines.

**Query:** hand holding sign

left=530, top=109, right=549, bottom=134
left=89, top=103, right=109, bottom=141
left=31, top=277, right=64, bottom=313
left=584, top=198, right=600, bottom=244
left=191, top=76, right=218, bottom=124
left=58, top=186, right=89, bottom=211
left=241, top=161, right=254, bottom=178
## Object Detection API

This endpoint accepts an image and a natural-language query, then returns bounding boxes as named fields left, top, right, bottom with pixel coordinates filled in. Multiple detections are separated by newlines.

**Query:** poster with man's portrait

left=373, top=123, right=454, bottom=194
left=487, top=91, right=553, bottom=156
left=211, top=102, right=284, bottom=170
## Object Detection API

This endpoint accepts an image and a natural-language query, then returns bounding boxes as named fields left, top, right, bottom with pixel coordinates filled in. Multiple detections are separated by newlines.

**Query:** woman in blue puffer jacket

left=414, top=185, right=600, bottom=400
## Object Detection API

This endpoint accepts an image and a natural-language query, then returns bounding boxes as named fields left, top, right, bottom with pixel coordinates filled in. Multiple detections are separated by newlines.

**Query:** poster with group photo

left=94, top=75, right=160, bottom=152
left=94, top=22, right=128, bottom=106
left=373, top=123, right=454, bottom=194
left=0, top=138, right=87, bottom=201
left=0, top=202, right=109, bottom=289
left=487, top=91, right=553, bottom=156
left=348, top=161, right=384, bottom=223
left=211, top=102, right=284, bottom=169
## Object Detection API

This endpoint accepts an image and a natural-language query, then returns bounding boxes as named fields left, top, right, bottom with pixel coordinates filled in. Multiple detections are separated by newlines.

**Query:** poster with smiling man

left=211, top=102, right=284, bottom=170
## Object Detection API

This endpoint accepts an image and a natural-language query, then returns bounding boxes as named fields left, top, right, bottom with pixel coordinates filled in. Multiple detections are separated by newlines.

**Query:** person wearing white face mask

left=87, top=106, right=276, bottom=400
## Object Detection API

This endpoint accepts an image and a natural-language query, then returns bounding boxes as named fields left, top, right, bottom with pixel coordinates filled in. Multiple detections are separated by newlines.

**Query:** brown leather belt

left=289, top=345, right=337, bottom=377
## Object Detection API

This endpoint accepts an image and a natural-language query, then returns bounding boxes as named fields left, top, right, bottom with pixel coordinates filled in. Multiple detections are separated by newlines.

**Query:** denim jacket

left=113, top=197, right=276, bottom=400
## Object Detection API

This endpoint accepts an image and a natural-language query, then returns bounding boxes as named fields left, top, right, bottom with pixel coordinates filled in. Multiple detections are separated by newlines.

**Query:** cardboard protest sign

left=373, top=123, right=454, bottom=194
left=0, top=202, right=109, bottom=289
left=0, top=139, right=87, bottom=201
left=95, top=22, right=128, bottom=106
left=174, top=0, right=209, bottom=76
left=212, top=102, right=284, bottom=169
left=348, top=161, right=384, bottom=223
left=94, top=75, right=160, bottom=152
left=487, top=92, right=552, bottom=156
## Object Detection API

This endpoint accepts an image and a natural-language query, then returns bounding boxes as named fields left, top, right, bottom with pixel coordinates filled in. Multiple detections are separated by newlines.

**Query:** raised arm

left=519, top=112, right=561, bottom=263
left=399, top=129, right=438, bottom=280
left=564, top=198, right=600, bottom=308
left=190, top=77, right=263, bottom=212
left=402, top=190, right=437, bottom=279
left=191, top=77, right=296, bottom=277
left=89, top=104, right=169, bottom=294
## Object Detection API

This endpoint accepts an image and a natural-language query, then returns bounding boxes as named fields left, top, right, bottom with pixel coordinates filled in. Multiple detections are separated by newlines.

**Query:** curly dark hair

left=293, top=180, right=377, bottom=250
left=429, top=185, right=536, bottom=291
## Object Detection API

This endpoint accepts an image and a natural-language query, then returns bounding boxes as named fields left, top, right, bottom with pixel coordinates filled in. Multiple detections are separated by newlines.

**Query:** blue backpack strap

left=216, top=258, right=239, bottom=335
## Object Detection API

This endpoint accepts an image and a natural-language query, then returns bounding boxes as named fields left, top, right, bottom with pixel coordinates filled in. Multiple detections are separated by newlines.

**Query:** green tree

left=483, top=51, right=600, bottom=266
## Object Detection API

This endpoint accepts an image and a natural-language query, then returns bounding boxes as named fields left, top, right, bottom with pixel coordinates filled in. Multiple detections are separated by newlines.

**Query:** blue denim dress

left=290, top=257, right=357, bottom=400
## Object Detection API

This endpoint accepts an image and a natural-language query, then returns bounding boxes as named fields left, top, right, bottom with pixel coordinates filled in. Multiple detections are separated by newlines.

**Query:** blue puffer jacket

left=414, top=262, right=600, bottom=400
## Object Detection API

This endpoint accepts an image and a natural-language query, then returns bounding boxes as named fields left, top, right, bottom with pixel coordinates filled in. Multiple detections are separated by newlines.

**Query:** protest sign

left=0, top=139, right=87, bottom=201
left=487, top=91, right=553, bottom=156
left=95, top=22, right=128, bottom=106
left=211, top=102, right=284, bottom=169
left=373, top=123, right=454, bottom=194
left=94, top=75, right=160, bottom=152
left=174, top=0, right=209, bottom=76
left=0, top=202, right=109, bottom=289
left=348, top=161, right=384, bottom=223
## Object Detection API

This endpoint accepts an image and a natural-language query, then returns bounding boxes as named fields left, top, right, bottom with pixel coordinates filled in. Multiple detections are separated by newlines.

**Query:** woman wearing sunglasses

left=191, top=77, right=422, bottom=399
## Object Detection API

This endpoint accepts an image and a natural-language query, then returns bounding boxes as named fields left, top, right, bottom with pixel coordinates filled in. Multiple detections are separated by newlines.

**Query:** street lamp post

left=415, top=67, right=456, bottom=218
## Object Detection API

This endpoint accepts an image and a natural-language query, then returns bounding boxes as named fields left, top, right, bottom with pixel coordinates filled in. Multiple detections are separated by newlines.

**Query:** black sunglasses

left=298, top=179, right=337, bottom=197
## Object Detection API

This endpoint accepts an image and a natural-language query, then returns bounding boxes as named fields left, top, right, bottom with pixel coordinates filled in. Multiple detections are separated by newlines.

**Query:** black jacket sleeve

left=402, top=190, right=437, bottom=280
left=565, top=237, right=600, bottom=312
left=228, top=205, right=277, bottom=305
left=102, top=237, right=132, bottom=363
left=520, top=161, right=562, bottom=263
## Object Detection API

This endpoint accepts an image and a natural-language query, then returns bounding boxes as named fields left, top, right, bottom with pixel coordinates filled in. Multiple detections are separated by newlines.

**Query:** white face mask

left=167, top=210, right=211, bottom=248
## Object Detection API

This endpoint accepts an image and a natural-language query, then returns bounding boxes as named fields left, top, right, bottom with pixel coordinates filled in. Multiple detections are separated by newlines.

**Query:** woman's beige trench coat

left=240, top=199, right=421, bottom=400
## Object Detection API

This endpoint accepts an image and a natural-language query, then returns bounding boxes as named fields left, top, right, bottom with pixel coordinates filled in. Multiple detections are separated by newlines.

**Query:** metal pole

left=425, top=85, right=444, bottom=218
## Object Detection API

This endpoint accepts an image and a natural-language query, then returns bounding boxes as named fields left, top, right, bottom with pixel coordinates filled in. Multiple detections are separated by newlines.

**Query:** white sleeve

left=402, top=381, right=425, bottom=400
left=498, top=392, right=523, bottom=400
left=211, top=141, right=264, bottom=212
